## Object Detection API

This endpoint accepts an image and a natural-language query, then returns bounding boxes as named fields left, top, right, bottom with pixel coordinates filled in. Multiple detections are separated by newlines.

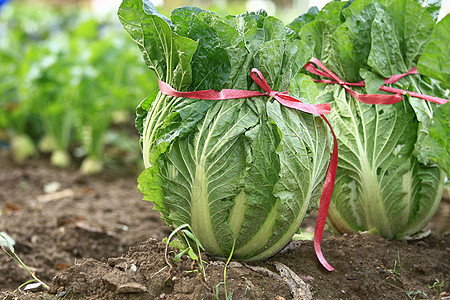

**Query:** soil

left=0, top=150, right=449, bottom=300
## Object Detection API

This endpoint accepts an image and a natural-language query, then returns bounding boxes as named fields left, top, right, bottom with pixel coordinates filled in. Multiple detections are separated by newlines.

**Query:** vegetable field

left=0, top=0, right=449, bottom=299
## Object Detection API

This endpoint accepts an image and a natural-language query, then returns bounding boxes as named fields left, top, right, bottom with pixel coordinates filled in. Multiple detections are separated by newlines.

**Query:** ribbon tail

left=336, top=84, right=403, bottom=105
left=384, top=67, right=418, bottom=84
left=354, top=92, right=404, bottom=105
left=380, top=86, right=449, bottom=105
left=274, top=94, right=331, bottom=115
left=158, top=78, right=267, bottom=100
left=314, top=115, right=338, bottom=272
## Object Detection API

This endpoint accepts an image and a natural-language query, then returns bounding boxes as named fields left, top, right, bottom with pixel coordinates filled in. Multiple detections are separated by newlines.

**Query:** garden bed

left=0, top=151, right=448, bottom=299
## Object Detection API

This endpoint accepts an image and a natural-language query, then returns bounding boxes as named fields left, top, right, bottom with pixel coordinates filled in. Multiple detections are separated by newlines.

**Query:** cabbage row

left=120, top=0, right=448, bottom=263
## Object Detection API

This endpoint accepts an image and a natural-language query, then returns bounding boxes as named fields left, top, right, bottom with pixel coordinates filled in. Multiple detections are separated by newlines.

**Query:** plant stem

left=223, top=240, right=235, bottom=300
left=1, top=247, right=49, bottom=290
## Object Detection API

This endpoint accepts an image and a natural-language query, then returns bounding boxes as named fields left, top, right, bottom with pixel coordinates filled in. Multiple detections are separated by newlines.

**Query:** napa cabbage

left=290, top=0, right=448, bottom=239
left=119, top=0, right=332, bottom=260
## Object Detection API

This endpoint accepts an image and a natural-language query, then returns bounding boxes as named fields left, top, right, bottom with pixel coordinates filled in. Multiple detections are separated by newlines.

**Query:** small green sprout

left=406, top=289, right=428, bottom=300
left=0, top=233, right=49, bottom=292
left=164, top=224, right=207, bottom=281
left=428, top=279, right=445, bottom=298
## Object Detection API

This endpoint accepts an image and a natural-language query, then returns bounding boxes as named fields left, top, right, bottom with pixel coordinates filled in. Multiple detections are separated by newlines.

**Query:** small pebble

left=43, top=181, right=61, bottom=193
left=117, top=282, right=147, bottom=294
left=130, top=264, right=137, bottom=273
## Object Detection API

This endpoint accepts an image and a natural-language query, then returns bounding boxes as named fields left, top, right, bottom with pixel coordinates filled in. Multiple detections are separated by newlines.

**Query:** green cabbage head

left=119, top=0, right=331, bottom=260
left=291, top=0, right=448, bottom=239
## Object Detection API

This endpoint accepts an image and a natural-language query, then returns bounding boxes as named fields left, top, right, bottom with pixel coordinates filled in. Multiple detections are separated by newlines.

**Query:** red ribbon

left=305, top=57, right=449, bottom=105
left=158, top=68, right=337, bottom=271
left=158, top=68, right=332, bottom=115
left=315, top=115, right=337, bottom=271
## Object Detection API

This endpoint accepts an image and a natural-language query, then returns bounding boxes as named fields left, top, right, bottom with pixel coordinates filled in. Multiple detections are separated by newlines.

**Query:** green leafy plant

left=68, top=18, right=156, bottom=174
left=24, top=39, right=75, bottom=168
left=215, top=241, right=235, bottom=300
left=0, top=3, right=80, bottom=164
left=119, top=0, right=331, bottom=262
left=0, top=45, right=38, bottom=163
left=164, top=224, right=207, bottom=281
left=428, top=279, right=445, bottom=298
left=0, top=233, right=49, bottom=292
left=406, top=289, right=428, bottom=300
left=290, top=0, right=448, bottom=239
left=391, top=249, right=409, bottom=276
left=0, top=3, right=156, bottom=172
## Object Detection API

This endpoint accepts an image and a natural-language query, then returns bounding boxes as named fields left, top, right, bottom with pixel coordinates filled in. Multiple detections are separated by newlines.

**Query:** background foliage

left=0, top=2, right=158, bottom=173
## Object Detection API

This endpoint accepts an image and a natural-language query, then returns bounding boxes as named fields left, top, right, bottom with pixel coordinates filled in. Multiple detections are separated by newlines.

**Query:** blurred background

left=0, top=0, right=449, bottom=175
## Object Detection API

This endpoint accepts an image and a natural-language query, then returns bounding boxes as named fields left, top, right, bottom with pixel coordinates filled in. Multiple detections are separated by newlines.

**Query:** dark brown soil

left=0, top=151, right=449, bottom=300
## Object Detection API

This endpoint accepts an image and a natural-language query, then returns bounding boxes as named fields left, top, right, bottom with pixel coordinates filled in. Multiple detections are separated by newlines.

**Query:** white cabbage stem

left=51, top=149, right=71, bottom=168
left=11, top=134, right=37, bottom=163
left=80, top=157, right=104, bottom=175
left=38, top=134, right=57, bottom=153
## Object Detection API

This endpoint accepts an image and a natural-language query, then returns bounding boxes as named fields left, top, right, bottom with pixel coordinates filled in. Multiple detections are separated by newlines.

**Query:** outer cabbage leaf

left=418, top=102, right=450, bottom=175
left=287, top=6, right=319, bottom=35
left=327, top=87, right=444, bottom=238
left=299, top=1, right=346, bottom=79
left=118, top=0, right=197, bottom=89
left=332, top=2, right=387, bottom=81
left=417, top=14, right=450, bottom=89
left=386, top=0, right=435, bottom=70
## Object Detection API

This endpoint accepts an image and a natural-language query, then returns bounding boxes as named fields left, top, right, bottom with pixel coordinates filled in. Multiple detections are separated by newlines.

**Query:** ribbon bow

left=305, top=57, right=448, bottom=105
left=249, top=68, right=331, bottom=115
